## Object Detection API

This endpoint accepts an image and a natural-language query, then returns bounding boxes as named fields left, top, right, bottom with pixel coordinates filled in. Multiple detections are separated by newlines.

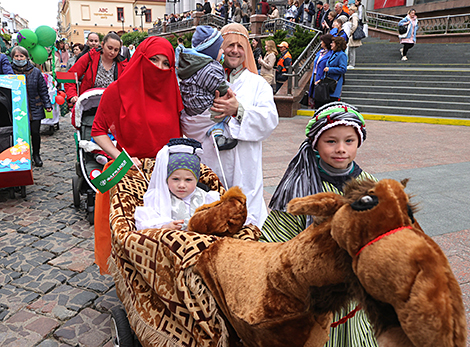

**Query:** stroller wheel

left=110, top=307, right=140, bottom=347
left=72, top=176, right=81, bottom=208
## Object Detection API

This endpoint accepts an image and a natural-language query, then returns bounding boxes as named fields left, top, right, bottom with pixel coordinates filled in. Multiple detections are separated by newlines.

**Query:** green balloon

left=29, top=45, right=48, bottom=65
left=18, top=29, right=38, bottom=49
left=35, top=26, right=57, bottom=47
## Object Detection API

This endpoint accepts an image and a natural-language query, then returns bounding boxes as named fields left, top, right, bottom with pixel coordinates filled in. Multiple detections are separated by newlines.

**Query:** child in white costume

left=134, top=138, right=220, bottom=231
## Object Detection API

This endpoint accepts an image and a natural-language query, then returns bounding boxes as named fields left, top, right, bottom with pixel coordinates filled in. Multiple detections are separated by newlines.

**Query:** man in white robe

left=180, top=23, right=279, bottom=227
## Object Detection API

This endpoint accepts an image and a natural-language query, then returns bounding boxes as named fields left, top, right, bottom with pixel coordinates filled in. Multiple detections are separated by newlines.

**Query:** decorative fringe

left=185, top=267, right=230, bottom=347
left=108, top=257, right=181, bottom=347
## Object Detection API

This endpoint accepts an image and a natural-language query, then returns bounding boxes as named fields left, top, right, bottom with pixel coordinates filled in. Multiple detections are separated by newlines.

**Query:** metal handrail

left=165, top=18, right=195, bottom=33
left=366, top=11, right=470, bottom=35
left=289, top=32, right=321, bottom=92
left=261, top=18, right=318, bottom=36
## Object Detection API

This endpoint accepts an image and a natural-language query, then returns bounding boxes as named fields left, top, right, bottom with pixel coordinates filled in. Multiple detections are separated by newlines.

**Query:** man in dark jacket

left=334, top=2, right=349, bottom=20
left=303, top=0, right=316, bottom=26
left=313, top=1, right=324, bottom=29
left=202, top=0, right=212, bottom=14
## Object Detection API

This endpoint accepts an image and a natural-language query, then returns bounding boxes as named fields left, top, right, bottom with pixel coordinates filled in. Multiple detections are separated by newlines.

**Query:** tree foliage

left=121, top=31, right=149, bottom=47
left=167, top=32, right=194, bottom=49
left=260, top=26, right=317, bottom=62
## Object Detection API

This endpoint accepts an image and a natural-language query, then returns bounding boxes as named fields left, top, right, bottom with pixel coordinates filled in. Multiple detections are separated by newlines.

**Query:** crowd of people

left=0, top=2, right=425, bottom=344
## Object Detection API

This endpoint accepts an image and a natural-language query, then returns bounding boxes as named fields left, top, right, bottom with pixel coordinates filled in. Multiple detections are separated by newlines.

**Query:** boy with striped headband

left=261, top=101, right=378, bottom=347
left=178, top=25, right=238, bottom=151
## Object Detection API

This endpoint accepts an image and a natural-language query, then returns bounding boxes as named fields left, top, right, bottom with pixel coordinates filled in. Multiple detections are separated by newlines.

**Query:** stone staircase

left=339, top=37, right=470, bottom=118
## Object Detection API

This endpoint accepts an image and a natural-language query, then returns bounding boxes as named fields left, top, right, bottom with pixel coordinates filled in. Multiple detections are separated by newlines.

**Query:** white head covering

left=134, top=142, right=203, bottom=230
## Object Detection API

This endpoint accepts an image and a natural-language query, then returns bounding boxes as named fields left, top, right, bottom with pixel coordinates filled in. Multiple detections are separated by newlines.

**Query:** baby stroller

left=71, top=88, right=109, bottom=224
left=105, top=159, right=260, bottom=347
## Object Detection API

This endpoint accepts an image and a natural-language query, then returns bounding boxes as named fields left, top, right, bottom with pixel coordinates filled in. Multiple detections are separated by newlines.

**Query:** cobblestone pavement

left=1, top=115, right=469, bottom=346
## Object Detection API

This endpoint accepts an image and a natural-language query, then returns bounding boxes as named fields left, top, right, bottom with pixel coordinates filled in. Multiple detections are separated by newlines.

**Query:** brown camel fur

left=194, top=193, right=355, bottom=347
left=188, top=186, right=247, bottom=236
left=290, top=178, right=466, bottom=347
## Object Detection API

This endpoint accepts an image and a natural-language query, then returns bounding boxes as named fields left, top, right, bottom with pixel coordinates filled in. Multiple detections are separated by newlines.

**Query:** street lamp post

left=134, top=5, right=147, bottom=31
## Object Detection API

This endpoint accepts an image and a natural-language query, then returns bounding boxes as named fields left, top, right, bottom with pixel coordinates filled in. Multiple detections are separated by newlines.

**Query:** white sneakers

left=401, top=56, right=408, bottom=61
left=347, top=65, right=355, bottom=69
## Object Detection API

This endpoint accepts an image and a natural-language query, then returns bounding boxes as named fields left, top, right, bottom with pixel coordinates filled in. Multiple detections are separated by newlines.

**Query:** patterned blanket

left=109, top=159, right=260, bottom=347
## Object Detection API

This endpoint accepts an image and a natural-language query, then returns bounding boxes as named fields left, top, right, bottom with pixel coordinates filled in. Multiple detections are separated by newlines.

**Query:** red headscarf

left=93, top=36, right=183, bottom=159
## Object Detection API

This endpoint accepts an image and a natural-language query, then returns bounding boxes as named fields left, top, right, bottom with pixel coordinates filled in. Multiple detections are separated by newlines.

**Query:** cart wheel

left=87, top=210, right=94, bottom=225
left=72, top=176, right=81, bottom=208
left=20, top=186, right=26, bottom=198
left=8, top=188, right=15, bottom=199
left=110, top=307, right=137, bottom=347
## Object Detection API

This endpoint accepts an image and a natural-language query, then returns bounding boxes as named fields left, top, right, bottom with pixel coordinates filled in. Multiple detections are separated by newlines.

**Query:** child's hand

left=163, top=220, right=184, bottom=230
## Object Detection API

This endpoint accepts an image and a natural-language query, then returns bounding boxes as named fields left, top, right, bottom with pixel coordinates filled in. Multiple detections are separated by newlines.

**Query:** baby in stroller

left=135, top=138, right=224, bottom=231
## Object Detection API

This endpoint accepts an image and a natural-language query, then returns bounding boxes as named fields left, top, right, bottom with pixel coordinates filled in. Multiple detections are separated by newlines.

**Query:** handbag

left=398, top=23, right=408, bottom=35
left=353, top=22, right=366, bottom=40
left=314, top=76, right=337, bottom=104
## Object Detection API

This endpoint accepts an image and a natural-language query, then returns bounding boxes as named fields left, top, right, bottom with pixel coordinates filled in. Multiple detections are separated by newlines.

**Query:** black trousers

left=30, top=119, right=41, bottom=155
left=403, top=43, right=414, bottom=57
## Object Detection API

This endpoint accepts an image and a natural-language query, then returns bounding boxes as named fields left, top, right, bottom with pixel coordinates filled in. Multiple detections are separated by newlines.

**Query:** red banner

left=374, top=0, right=405, bottom=9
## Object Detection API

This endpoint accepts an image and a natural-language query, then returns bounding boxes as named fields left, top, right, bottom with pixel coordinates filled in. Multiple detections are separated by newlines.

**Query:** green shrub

left=167, top=32, right=194, bottom=49
left=260, top=26, right=317, bottom=62
left=121, top=31, right=149, bottom=47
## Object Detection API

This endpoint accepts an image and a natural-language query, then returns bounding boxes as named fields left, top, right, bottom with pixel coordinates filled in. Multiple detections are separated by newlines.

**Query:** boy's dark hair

left=177, top=37, right=184, bottom=43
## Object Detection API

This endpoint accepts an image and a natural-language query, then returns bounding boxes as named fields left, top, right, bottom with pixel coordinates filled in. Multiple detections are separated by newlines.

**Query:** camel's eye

left=351, top=195, right=379, bottom=211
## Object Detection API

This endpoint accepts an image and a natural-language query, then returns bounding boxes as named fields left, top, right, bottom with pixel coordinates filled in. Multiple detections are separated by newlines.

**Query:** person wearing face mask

left=65, top=32, right=127, bottom=104
left=91, top=36, right=183, bottom=274
left=10, top=46, right=52, bottom=167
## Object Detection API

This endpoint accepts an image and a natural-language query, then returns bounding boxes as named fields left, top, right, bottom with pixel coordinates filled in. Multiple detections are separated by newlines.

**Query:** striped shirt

left=261, top=171, right=379, bottom=347
left=179, top=60, right=228, bottom=116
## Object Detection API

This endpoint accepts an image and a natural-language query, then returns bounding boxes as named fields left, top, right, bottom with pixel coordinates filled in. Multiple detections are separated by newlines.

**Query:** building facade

left=0, top=6, right=29, bottom=33
left=59, top=0, right=166, bottom=43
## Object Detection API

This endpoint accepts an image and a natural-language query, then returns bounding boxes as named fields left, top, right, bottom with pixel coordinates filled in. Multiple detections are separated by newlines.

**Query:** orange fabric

left=94, top=161, right=113, bottom=275
left=277, top=51, right=292, bottom=73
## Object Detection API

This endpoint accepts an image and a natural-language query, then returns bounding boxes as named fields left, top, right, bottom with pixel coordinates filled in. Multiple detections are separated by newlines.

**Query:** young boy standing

left=261, top=102, right=378, bottom=347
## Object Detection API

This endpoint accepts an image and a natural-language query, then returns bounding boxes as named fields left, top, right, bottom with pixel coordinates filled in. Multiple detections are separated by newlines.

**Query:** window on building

left=145, top=9, right=152, bottom=23
left=117, top=7, right=124, bottom=21
left=81, top=5, right=91, bottom=21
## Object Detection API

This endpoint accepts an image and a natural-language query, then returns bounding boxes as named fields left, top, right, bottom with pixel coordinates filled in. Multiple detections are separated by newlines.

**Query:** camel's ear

left=287, top=192, right=344, bottom=217
left=400, top=178, right=410, bottom=188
